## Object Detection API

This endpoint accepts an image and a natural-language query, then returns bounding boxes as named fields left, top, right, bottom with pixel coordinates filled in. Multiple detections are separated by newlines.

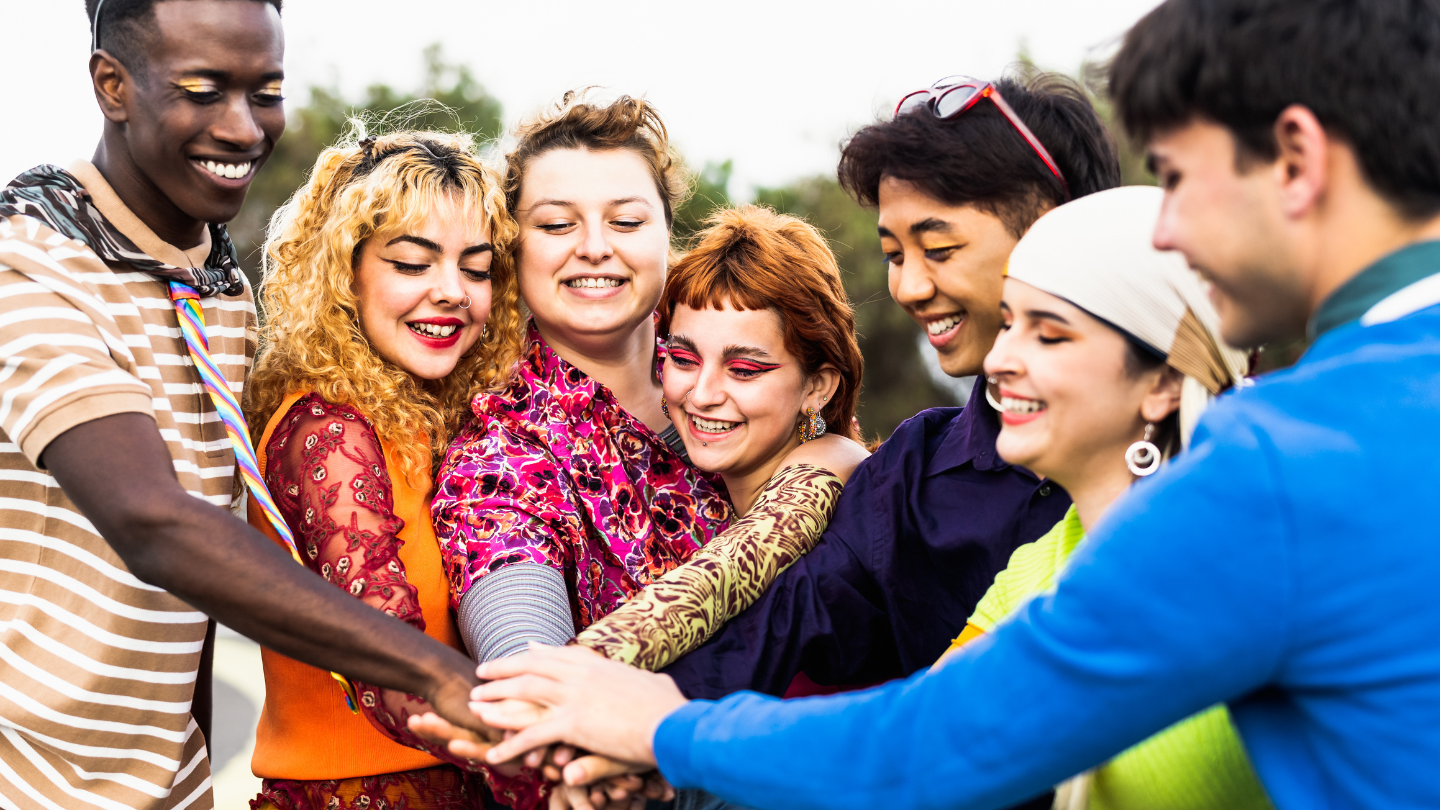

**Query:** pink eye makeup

left=666, top=347, right=702, bottom=366
left=726, top=359, right=783, bottom=378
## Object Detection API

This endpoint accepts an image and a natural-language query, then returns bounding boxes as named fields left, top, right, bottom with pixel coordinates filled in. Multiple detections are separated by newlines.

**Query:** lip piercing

left=459, top=296, right=471, bottom=309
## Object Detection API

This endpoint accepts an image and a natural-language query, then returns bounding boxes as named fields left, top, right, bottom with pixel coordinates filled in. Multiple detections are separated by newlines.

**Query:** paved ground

left=212, top=626, right=265, bottom=810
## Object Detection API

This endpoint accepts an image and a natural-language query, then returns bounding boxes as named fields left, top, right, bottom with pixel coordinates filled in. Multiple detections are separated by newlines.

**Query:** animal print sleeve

left=575, top=463, right=843, bottom=671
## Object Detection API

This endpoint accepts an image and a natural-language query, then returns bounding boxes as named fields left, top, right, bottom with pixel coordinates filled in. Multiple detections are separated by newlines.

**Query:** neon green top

left=969, top=505, right=1274, bottom=810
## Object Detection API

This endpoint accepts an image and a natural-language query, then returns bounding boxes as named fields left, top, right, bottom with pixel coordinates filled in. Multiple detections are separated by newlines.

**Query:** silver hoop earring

left=1125, top=423, right=1162, bottom=477
left=984, top=375, right=1004, bottom=412
left=459, top=296, right=471, bottom=309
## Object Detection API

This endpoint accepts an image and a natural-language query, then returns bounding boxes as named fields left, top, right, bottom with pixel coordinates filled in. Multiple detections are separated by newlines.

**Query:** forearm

left=42, top=413, right=478, bottom=711
left=131, top=497, right=471, bottom=698
left=577, top=464, right=842, bottom=671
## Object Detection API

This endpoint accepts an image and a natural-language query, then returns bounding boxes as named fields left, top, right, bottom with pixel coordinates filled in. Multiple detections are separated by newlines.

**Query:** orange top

left=248, top=390, right=465, bottom=780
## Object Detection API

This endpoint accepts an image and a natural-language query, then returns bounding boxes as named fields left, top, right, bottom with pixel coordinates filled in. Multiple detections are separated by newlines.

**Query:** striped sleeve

left=0, top=216, right=153, bottom=465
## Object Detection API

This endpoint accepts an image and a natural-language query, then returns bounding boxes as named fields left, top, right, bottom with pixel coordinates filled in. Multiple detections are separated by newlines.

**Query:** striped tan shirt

left=0, top=162, right=255, bottom=810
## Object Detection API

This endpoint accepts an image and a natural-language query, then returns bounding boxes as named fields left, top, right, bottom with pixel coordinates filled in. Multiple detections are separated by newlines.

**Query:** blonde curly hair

left=245, top=128, right=523, bottom=484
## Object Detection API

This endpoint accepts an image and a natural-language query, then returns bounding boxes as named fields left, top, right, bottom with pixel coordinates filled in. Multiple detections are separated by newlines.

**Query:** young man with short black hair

left=0, top=2, right=487, bottom=807
left=659, top=74, right=1117, bottom=709
left=468, top=2, right=1440, bottom=808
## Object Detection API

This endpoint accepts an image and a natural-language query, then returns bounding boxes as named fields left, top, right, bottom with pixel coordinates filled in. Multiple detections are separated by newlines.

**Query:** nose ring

left=459, top=296, right=471, bottom=309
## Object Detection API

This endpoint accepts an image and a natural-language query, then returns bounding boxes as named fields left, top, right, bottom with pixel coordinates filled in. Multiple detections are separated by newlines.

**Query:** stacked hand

left=409, top=644, right=691, bottom=806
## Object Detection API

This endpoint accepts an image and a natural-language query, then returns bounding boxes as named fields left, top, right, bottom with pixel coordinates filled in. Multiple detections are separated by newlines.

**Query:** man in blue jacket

left=464, top=1, right=1440, bottom=808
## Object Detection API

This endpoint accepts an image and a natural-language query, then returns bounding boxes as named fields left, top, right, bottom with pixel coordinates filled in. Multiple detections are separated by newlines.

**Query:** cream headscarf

left=1004, top=186, right=1248, bottom=448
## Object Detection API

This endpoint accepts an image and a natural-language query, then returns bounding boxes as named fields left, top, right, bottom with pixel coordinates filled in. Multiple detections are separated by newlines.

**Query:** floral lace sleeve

left=574, top=463, right=844, bottom=670
left=264, top=394, right=476, bottom=765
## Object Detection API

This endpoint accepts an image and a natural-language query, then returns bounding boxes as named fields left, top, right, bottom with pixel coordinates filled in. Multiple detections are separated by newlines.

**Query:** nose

left=574, top=220, right=614, bottom=265
left=889, top=251, right=936, bottom=308
left=430, top=261, right=468, bottom=311
left=211, top=93, right=265, bottom=152
left=982, top=322, right=1024, bottom=382
left=687, top=362, right=727, bottom=410
left=1152, top=196, right=1178, bottom=252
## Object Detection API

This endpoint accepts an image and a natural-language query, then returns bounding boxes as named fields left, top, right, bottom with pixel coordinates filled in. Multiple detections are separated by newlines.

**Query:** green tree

left=231, top=44, right=504, bottom=285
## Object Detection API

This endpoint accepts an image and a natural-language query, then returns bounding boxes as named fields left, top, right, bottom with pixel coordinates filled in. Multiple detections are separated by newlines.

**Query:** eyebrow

left=911, top=217, right=956, bottom=236
left=461, top=243, right=494, bottom=257
left=175, top=68, right=285, bottom=82
left=386, top=235, right=442, bottom=252
left=666, top=334, right=698, bottom=352
left=722, top=344, right=773, bottom=360
left=1024, top=308, right=1074, bottom=326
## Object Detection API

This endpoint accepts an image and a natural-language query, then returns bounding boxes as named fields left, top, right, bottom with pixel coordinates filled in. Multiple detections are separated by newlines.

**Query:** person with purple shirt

left=658, top=73, right=1120, bottom=707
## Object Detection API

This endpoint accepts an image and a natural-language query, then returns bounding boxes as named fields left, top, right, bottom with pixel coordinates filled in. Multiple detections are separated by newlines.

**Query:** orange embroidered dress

left=247, top=391, right=494, bottom=810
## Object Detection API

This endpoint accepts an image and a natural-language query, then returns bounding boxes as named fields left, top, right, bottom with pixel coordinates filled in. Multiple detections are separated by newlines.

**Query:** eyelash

left=176, top=87, right=285, bottom=107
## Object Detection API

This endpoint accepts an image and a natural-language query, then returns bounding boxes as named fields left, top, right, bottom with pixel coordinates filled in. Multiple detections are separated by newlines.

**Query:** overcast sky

left=1, top=0, right=1163, bottom=195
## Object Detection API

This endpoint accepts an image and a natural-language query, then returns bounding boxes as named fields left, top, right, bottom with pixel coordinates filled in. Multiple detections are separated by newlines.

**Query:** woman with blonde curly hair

left=242, top=128, right=522, bottom=810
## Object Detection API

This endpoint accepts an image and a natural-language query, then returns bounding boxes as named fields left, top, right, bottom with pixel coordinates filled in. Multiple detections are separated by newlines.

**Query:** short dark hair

left=1110, top=0, right=1440, bottom=220
left=837, top=72, right=1121, bottom=237
left=86, top=0, right=283, bottom=76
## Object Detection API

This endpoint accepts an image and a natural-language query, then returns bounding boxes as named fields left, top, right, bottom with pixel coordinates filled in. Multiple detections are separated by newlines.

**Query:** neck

left=537, top=317, right=667, bottom=432
left=1056, top=456, right=1138, bottom=535
left=722, top=435, right=803, bottom=517
left=1303, top=159, right=1440, bottom=317
left=92, top=135, right=207, bottom=250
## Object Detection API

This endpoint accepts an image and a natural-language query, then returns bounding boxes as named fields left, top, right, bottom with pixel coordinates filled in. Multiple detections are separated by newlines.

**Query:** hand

left=545, top=754, right=675, bottom=810
left=408, top=711, right=497, bottom=761
left=471, top=643, right=689, bottom=767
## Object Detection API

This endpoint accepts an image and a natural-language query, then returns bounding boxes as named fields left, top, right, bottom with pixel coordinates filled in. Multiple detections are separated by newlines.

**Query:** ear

left=1140, top=366, right=1184, bottom=424
left=802, top=365, right=842, bottom=414
left=1271, top=104, right=1331, bottom=220
left=90, top=50, right=133, bottom=124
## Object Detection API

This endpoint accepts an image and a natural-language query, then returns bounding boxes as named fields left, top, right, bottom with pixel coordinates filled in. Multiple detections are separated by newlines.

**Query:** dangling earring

left=660, top=396, right=670, bottom=418
left=984, top=374, right=1004, bottom=411
left=798, top=406, right=827, bottom=442
left=1125, top=423, right=1162, bottom=476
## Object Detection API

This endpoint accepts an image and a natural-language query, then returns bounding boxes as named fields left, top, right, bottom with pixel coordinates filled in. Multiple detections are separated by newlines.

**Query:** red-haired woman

left=575, top=204, right=869, bottom=670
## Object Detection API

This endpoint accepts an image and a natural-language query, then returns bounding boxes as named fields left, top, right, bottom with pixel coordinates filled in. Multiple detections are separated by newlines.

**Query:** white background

left=2, top=0, right=1163, bottom=195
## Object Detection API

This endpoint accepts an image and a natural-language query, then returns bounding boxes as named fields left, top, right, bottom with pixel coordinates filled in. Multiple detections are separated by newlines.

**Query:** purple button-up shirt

left=663, top=381, right=1071, bottom=699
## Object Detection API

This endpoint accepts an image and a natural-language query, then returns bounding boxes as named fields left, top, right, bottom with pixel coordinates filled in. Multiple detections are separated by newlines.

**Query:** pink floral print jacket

left=433, top=322, right=733, bottom=628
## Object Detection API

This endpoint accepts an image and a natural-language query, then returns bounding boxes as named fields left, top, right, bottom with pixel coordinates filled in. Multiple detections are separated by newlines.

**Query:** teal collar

left=1309, top=240, right=1440, bottom=339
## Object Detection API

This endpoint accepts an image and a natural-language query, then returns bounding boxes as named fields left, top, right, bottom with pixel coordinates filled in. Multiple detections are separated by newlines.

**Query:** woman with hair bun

left=426, top=95, right=865, bottom=808
left=243, top=128, right=522, bottom=810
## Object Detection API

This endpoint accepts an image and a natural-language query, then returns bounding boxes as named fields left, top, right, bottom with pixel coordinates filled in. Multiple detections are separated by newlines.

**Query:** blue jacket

left=654, top=242, right=1440, bottom=810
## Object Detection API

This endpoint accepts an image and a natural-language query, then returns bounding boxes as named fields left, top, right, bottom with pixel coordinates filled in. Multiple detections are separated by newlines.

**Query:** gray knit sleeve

left=457, top=562, right=576, bottom=663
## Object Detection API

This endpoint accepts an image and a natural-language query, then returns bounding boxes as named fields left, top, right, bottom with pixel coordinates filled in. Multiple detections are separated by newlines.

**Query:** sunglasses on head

left=895, top=76, right=1071, bottom=201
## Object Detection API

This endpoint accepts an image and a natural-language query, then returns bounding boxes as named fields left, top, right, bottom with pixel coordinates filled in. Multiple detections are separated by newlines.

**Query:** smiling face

left=663, top=303, right=835, bottom=481
left=1149, top=121, right=1309, bottom=348
left=514, top=148, right=670, bottom=353
left=351, top=196, right=494, bottom=381
left=984, top=278, right=1171, bottom=490
left=98, top=0, right=285, bottom=232
left=878, top=177, right=1020, bottom=378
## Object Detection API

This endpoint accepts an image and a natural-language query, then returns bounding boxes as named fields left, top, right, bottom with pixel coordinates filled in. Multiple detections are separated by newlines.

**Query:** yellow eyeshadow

left=175, top=79, right=218, bottom=93
left=260, top=80, right=284, bottom=95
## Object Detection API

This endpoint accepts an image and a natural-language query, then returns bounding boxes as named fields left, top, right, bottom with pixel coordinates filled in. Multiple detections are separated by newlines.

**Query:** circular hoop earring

left=459, top=296, right=471, bottom=309
left=1125, top=423, right=1162, bottom=477
left=798, top=407, right=828, bottom=443
left=984, top=375, right=1004, bottom=412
